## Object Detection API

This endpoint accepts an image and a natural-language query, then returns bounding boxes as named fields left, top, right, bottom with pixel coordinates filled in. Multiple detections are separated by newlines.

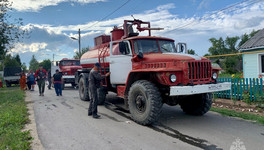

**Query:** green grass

left=210, top=107, right=264, bottom=125
left=0, top=88, right=32, bottom=150
left=218, top=72, right=243, bottom=78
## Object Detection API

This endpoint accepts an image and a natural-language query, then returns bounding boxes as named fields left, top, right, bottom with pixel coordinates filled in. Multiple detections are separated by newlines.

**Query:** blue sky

left=7, top=0, right=264, bottom=66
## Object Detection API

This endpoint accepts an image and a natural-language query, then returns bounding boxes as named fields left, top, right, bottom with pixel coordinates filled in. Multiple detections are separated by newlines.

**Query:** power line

left=82, top=0, right=132, bottom=31
left=168, top=0, right=263, bottom=31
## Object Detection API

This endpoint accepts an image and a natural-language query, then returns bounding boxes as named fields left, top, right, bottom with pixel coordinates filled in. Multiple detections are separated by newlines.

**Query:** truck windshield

left=133, top=39, right=176, bottom=54
left=60, top=60, right=80, bottom=66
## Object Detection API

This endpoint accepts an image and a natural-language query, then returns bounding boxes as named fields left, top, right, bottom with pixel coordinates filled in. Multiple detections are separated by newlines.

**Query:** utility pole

left=78, top=29, right=81, bottom=59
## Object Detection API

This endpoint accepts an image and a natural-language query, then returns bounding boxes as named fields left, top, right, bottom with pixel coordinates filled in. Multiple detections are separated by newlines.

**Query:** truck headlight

left=64, top=72, right=68, bottom=75
left=212, top=72, right=217, bottom=80
left=170, top=74, right=177, bottom=83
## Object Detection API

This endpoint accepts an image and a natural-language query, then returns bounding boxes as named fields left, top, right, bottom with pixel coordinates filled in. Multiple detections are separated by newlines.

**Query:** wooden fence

left=216, top=78, right=263, bottom=101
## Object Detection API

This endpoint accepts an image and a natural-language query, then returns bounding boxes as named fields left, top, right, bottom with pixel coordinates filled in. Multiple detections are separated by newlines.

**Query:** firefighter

left=35, top=65, right=47, bottom=96
left=88, top=62, right=110, bottom=118
left=52, top=69, right=63, bottom=96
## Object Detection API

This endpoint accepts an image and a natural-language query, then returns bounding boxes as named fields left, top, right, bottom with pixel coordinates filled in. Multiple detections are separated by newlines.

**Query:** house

left=240, top=29, right=264, bottom=78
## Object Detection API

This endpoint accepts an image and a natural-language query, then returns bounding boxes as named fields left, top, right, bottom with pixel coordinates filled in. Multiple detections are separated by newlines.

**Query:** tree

left=3, top=54, right=20, bottom=67
left=0, top=0, right=27, bottom=60
left=208, top=36, right=241, bottom=73
left=14, top=54, right=22, bottom=65
left=73, top=47, right=90, bottom=59
left=29, top=55, right=39, bottom=72
left=187, top=49, right=196, bottom=55
left=39, top=59, right=51, bottom=71
left=21, top=62, right=27, bottom=71
left=239, top=30, right=260, bottom=47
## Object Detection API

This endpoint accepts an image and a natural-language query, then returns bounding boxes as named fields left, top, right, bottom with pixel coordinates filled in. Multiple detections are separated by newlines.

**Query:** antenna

left=131, top=15, right=135, bottom=20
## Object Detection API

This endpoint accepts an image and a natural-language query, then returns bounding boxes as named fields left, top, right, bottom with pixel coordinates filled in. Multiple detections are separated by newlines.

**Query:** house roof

left=239, top=29, right=264, bottom=51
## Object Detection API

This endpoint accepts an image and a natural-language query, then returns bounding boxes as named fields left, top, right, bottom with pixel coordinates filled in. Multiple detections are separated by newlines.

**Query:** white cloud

left=11, top=42, right=48, bottom=53
left=10, top=0, right=106, bottom=12
left=198, top=0, right=214, bottom=10
left=16, top=1, right=264, bottom=65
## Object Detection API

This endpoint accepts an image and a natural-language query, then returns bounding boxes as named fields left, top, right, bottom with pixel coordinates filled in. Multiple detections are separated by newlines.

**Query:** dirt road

left=29, top=85, right=264, bottom=150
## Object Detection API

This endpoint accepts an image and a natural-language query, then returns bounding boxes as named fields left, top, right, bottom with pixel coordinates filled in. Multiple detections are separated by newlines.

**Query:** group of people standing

left=18, top=65, right=63, bottom=97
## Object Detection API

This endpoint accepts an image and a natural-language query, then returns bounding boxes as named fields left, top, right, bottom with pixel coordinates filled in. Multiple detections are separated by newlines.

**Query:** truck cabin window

left=60, top=61, right=80, bottom=66
left=133, top=39, right=176, bottom=54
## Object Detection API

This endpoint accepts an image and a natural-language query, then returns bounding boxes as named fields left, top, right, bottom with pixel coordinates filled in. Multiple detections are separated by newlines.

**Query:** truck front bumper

left=170, top=82, right=231, bottom=96
left=62, top=75, right=75, bottom=83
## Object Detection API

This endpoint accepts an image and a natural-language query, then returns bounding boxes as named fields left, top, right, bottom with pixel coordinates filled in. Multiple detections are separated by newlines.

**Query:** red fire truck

left=75, top=19, right=231, bottom=125
left=51, top=58, right=82, bottom=89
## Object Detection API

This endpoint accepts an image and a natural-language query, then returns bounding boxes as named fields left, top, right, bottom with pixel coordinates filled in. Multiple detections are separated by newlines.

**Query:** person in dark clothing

left=47, top=69, right=52, bottom=90
left=52, top=69, right=63, bottom=96
left=35, top=65, right=47, bottom=96
left=88, top=62, right=110, bottom=118
left=27, top=70, right=35, bottom=91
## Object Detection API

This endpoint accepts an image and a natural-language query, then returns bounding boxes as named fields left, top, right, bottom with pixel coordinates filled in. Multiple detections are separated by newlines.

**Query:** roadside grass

left=210, top=107, right=264, bottom=125
left=0, top=87, right=32, bottom=150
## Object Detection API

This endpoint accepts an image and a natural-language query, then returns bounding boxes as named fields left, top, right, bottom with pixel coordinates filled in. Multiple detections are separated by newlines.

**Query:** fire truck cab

left=76, top=19, right=231, bottom=125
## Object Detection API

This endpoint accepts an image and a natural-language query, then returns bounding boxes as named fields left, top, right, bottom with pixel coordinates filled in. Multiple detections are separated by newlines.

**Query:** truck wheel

left=61, top=83, right=65, bottom=90
left=79, top=76, right=89, bottom=101
left=128, top=80, right=163, bottom=125
left=97, top=87, right=106, bottom=105
left=180, top=93, right=212, bottom=115
left=6, top=81, right=11, bottom=87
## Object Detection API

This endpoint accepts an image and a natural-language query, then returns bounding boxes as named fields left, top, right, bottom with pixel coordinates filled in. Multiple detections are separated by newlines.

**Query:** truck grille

left=188, top=61, right=211, bottom=80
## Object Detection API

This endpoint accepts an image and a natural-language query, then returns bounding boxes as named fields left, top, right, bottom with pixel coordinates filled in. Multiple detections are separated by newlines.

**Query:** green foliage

left=0, top=88, right=32, bottom=149
left=218, top=72, right=242, bottom=78
left=21, top=62, right=27, bottom=72
left=39, top=59, right=51, bottom=71
left=187, top=49, right=196, bottom=55
left=208, top=36, right=240, bottom=73
left=239, top=30, right=260, bottom=47
left=0, top=0, right=27, bottom=60
left=222, top=56, right=240, bottom=74
left=14, top=54, right=22, bottom=66
left=3, top=54, right=20, bottom=67
left=210, top=107, right=264, bottom=125
left=73, top=47, right=90, bottom=59
left=29, top=55, right=39, bottom=72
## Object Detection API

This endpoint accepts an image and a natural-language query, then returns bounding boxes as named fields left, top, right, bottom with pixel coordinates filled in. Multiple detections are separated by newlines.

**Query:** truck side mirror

left=119, top=42, right=129, bottom=55
left=176, top=43, right=187, bottom=53
left=137, top=52, right=143, bottom=59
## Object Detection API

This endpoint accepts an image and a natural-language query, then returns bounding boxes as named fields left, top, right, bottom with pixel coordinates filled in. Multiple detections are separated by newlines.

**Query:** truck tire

left=79, top=75, right=89, bottom=101
left=180, top=93, right=212, bottom=116
left=61, top=83, right=65, bottom=90
left=128, top=80, right=163, bottom=125
left=97, top=87, right=106, bottom=105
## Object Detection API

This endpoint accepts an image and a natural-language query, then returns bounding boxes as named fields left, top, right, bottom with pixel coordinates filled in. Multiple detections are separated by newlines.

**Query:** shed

left=240, top=29, right=264, bottom=78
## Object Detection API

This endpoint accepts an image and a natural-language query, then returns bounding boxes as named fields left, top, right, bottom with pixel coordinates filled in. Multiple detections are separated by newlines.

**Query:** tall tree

left=73, top=47, right=90, bottom=59
left=39, top=59, right=51, bottom=71
left=29, top=55, right=39, bottom=72
left=3, top=54, right=20, bottom=67
left=0, top=0, right=27, bottom=60
left=14, top=54, right=22, bottom=65
left=225, top=36, right=239, bottom=53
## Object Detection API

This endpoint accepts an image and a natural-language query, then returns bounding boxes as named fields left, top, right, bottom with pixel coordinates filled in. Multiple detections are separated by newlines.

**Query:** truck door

left=109, top=41, right=132, bottom=84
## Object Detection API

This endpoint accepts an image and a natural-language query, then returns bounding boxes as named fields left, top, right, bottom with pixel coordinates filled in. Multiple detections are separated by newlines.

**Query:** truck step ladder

left=98, top=43, right=109, bottom=87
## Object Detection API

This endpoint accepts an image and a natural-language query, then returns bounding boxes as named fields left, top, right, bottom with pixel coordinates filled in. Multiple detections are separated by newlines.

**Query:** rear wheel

left=179, top=93, right=212, bottom=115
left=79, top=75, right=89, bottom=101
left=128, top=80, right=163, bottom=125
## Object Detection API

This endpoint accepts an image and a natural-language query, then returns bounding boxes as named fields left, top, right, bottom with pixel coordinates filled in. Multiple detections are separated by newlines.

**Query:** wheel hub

left=135, top=94, right=146, bottom=113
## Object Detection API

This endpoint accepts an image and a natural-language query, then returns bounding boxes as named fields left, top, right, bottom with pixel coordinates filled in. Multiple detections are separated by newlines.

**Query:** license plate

left=208, top=84, right=222, bottom=90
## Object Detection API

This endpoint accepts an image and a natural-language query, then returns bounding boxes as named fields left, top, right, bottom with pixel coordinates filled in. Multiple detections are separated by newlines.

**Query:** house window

left=261, top=55, right=264, bottom=73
